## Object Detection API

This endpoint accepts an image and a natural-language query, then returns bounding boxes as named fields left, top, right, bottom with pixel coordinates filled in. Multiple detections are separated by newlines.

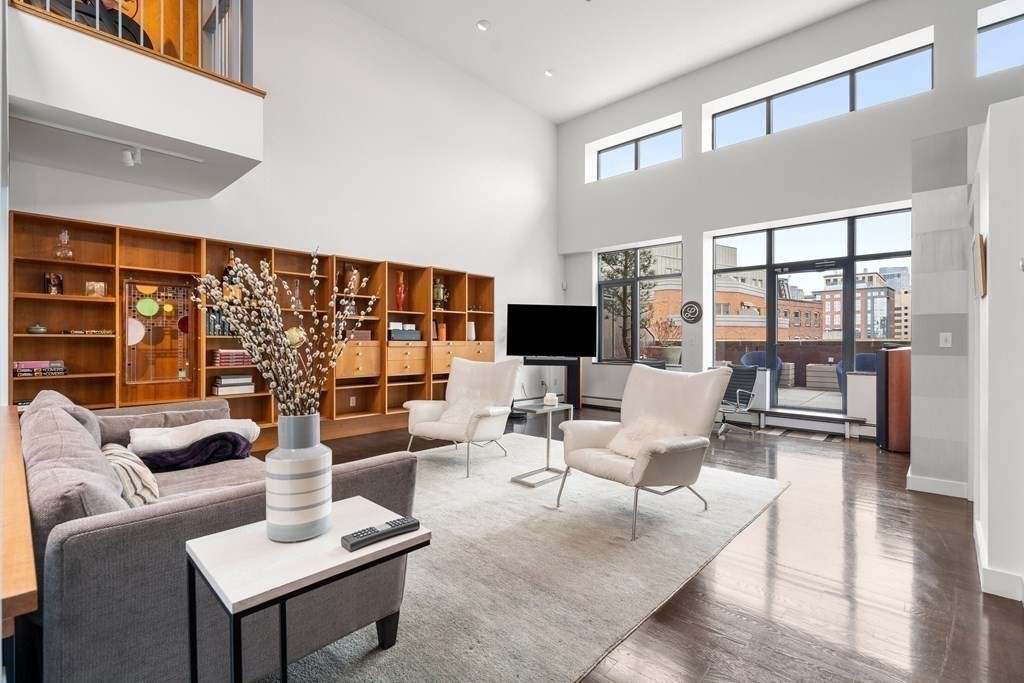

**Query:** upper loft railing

left=11, top=0, right=264, bottom=97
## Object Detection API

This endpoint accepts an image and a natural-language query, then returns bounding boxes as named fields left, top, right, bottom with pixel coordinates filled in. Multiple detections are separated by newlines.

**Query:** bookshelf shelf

left=13, top=334, right=116, bottom=339
left=118, top=265, right=199, bottom=276
left=12, top=373, right=115, bottom=381
left=14, top=293, right=116, bottom=304
left=13, top=256, right=116, bottom=269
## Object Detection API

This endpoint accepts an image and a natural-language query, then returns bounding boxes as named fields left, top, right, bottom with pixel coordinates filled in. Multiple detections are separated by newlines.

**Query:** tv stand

left=523, top=357, right=583, bottom=411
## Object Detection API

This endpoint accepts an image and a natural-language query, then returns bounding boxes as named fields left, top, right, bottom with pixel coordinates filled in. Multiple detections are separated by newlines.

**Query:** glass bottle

left=53, top=229, right=74, bottom=261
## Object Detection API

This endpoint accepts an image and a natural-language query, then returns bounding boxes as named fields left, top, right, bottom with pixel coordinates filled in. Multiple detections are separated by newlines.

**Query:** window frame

left=596, top=125, right=682, bottom=180
left=711, top=45, right=933, bottom=149
left=712, top=208, right=912, bottom=412
left=597, top=242, right=683, bottom=364
left=977, top=12, right=1024, bottom=76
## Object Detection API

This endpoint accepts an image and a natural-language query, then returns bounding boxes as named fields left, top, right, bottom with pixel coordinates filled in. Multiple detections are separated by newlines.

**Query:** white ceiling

left=340, top=0, right=875, bottom=123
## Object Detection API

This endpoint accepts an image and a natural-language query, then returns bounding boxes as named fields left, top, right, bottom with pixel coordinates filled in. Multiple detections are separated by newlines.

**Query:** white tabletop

left=186, top=496, right=430, bottom=614
left=515, top=402, right=573, bottom=415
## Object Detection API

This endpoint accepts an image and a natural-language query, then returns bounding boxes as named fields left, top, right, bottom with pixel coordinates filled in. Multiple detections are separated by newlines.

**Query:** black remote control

left=341, top=516, right=420, bottom=551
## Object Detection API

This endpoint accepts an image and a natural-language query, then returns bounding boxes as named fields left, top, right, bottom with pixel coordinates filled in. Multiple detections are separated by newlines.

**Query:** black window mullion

left=765, top=97, right=773, bottom=135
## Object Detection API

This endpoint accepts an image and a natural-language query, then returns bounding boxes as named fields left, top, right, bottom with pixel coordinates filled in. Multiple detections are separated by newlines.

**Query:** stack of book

left=212, top=375, right=256, bottom=396
left=12, top=360, right=68, bottom=378
left=206, top=310, right=235, bottom=336
left=212, top=349, right=254, bottom=366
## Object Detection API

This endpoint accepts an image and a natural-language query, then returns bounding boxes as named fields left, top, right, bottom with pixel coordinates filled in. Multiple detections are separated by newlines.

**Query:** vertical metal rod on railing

left=140, top=0, right=145, bottom=47
left=118, top=0, right=123, bottom=40
left=70, top=0, right=74, bottom=23
left=46, top=0, right=50, bottom=14
left=96, top=0, right=100, bottom=31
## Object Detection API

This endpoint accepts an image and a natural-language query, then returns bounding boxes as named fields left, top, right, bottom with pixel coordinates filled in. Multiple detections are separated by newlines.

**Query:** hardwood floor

left=303, top=408, right=1024, bottom=682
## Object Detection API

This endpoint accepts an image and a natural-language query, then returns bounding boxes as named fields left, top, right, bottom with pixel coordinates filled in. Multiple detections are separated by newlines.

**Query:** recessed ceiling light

left=544, top=69, right=555, bottom=78
left=476, top=20, right=490, bottom=31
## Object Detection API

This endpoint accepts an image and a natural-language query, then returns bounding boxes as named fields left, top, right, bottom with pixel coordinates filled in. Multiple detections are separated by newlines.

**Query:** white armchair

left=404, top=357, right=523, bottom=477
left=556, top=364, right=733, bottom=540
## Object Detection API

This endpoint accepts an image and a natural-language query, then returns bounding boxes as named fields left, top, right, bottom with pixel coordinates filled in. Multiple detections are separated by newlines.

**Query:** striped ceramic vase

left=265, top=414, right=333, bottom=542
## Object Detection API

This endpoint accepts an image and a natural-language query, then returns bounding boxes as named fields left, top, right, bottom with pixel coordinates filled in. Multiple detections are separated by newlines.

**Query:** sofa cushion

left=97, top=406, right=231, bottom=446
left=61, top=405, right=102, bottom=447
left=153, top=457, right=266, bottom=498
left=21, top=407, right=129, bottom=576
left=103, top=444, right=159, bottom=507
left=19, top=390, right=74, bottom=431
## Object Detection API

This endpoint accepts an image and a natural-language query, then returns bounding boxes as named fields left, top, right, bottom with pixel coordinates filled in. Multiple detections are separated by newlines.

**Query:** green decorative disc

left=136, top=298, right=159, bottom=317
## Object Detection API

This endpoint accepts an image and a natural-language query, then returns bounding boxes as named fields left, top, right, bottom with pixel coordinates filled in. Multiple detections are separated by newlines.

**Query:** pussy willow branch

left=194, top=252, right=376, bottom=417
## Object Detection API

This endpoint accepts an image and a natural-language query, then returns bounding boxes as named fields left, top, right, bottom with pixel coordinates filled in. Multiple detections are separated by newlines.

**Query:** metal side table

left=511, top=402, right=573, bottom=487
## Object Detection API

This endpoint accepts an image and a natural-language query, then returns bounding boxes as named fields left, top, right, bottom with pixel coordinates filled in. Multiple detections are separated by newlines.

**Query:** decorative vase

left=395, top=271, right=408, bottom=311
left=437, top=322, right=447, bottom=342
left=265, top=414, right=333, bottom=542
left=52, top=229, right=74, bottom=261
left=344, top=264, right=361, bottom=292
left=467, top=321, right=477, bottom=342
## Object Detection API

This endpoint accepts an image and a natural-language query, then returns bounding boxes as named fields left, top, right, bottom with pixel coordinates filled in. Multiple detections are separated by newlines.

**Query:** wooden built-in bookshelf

left=9, top=212, right=495, bottom=446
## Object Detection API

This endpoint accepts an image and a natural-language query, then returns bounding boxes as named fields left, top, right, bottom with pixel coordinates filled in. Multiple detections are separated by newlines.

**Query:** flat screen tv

left=506, top=304, right=597, bottom=358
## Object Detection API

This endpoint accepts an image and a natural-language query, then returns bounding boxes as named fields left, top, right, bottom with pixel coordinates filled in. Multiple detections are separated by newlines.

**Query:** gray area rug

left=284, top=433, right=787, bottom=682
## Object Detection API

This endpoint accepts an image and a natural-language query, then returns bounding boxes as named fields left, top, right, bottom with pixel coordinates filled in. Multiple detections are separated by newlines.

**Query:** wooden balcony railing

left=12, top=0, right=265, bottom=97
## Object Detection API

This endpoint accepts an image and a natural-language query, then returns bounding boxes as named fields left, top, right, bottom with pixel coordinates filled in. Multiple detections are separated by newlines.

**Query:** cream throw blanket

left=128, top=419, right=260, bottom=456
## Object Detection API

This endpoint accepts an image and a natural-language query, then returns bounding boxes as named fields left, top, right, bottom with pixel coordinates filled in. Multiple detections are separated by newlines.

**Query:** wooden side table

left=186, top=496, right=430, bottom=682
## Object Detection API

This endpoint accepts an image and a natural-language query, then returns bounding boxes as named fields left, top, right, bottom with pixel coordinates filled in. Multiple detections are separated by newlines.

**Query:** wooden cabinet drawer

left=387, top=358, right=427, bottom=376
left=463, top=341, right=494, bottom=361
left=344, top=340, right=377, bottom=350
left=387, top=345, right=428, bottom=361
left=431, top=341, right=465, bottom=349
left=337, top=347, right=380, bottom=378
left=387, top=340, right=428, bottom=348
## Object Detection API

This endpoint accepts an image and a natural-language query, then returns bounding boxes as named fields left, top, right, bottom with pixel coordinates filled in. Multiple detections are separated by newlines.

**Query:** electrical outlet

left=349, top=396, right=357, bottom=407
left=940, top=332, right=953, bottom=348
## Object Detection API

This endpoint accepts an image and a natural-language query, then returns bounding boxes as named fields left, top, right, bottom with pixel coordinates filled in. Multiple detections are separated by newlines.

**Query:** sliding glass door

left=713, top=210, right=911, bottom=416
left=772, top=263, right=846, bottom=411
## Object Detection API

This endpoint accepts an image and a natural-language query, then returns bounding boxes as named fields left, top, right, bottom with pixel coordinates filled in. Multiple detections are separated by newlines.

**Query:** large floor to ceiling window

left=713, top=210, right=911, bottom=413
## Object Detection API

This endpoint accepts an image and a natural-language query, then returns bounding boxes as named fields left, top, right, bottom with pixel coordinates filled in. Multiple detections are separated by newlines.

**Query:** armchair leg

left=495, top=441, right=508, bottom=457
left=555, top=467, right=571, bottom=508
left=687, top=486, right=708, bottom=511
left=407, top=435, right=414, bottom=451
left=632, top=487, right=640, bottom=541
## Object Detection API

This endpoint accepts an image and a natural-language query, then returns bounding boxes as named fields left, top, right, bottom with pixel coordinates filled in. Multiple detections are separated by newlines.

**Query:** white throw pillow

left=607, top=416, right=680, bottom=459
left=438, top=400, right=492, bottom=425
left=128, top=418, right=260, bottom=456
left=103, top=444, right=159, bottom=507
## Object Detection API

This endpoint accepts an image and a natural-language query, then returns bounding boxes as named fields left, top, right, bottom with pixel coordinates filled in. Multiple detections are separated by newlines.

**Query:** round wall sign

left=680, top=301, right=703, bottom=324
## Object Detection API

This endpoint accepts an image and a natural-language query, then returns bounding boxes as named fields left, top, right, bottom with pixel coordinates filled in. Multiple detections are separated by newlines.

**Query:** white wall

left=556, top=0, right=1024, bottom=397
left=8, top=1, right=562, bottom=397
left=972, top=95, right=1024, bottom=602
left=1, top=2, right=9, bottom=407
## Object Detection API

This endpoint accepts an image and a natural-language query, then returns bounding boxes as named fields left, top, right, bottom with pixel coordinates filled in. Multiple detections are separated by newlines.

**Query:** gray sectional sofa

left=18, top=391, right=418, bottom=682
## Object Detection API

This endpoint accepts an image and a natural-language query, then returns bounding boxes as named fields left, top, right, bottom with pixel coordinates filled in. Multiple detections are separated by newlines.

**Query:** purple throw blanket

left=141, top=431, right=252, bottom=473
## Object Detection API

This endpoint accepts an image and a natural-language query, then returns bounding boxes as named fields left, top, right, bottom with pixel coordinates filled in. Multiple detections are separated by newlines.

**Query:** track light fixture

left=122, top=147, right=143, bottom=167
